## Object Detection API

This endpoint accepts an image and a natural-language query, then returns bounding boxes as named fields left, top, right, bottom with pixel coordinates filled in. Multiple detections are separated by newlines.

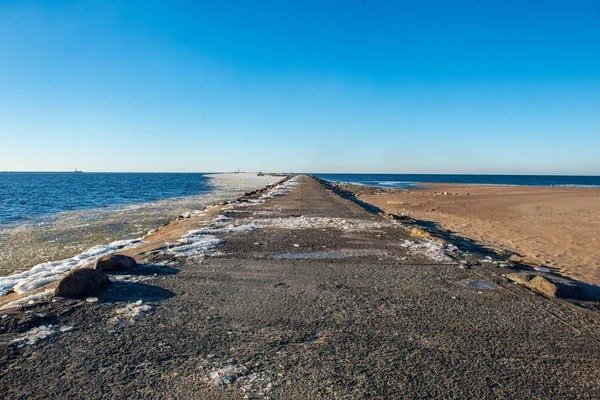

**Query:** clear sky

left=1, top=1, right=599, bottom=174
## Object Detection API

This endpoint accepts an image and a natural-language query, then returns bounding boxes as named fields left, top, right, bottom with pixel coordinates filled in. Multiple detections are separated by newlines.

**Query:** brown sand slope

left=360, top=184, right=600, bottom=285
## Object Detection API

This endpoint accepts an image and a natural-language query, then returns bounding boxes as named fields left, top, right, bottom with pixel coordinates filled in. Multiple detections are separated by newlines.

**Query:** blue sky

left=1, top=1, right=599, bottom=174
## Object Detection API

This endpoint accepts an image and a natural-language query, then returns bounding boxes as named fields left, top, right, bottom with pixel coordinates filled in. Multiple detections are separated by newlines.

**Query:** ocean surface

left=0, top=173, right=281, bottom=276
left=0, top=172, right=216, bottom=226
left=313, top=174, right=600, bottom=189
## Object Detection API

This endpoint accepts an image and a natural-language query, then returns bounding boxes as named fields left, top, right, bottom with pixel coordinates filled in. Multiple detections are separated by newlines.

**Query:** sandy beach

left=358, top=184, right=600, bottom=285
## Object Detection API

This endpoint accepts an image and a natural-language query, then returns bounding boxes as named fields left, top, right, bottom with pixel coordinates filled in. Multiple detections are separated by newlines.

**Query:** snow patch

left=165, top=215, right=258, bottom=260
left=237, top=176, right=298, bottom=207
left=114, top=302, right=152, bottom=323
left=167, top=234, right=224, bottom=259
left=11, top=325, right=57, bottom=347
left=256, top=216, right=384, bottom=231
left=399, top=240, right=454, bottom=263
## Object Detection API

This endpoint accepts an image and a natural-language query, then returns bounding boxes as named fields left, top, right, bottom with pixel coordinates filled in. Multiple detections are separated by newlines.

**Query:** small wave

left=374, top=181, right=417, bottom=188
left=550, top=184, right=600, bottom=188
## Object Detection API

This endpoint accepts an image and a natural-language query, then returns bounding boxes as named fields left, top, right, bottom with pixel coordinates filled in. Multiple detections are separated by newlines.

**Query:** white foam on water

left=0, top=238, right=142, bottom=297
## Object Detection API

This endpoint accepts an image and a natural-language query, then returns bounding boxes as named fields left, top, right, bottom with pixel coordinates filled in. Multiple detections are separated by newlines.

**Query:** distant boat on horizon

left=74, top=168, right=83, bottom=173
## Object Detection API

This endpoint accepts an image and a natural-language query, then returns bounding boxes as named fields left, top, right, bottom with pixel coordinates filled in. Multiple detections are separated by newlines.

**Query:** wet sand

left=359, top=184, right=600, bottom=285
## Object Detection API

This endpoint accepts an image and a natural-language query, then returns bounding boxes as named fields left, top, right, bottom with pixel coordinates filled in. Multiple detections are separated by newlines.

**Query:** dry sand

left=360, top=184, right=600, bottom=286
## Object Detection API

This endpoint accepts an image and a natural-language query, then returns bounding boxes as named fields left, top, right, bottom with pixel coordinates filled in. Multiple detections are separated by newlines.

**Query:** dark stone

left=55, top=268, right=110, bottom=298
left=95, top=254, right=137, bottom=272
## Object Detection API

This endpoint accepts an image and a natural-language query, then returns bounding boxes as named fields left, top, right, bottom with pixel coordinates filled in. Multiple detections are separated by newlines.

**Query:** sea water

left=313, top=173, right=600, bottom=189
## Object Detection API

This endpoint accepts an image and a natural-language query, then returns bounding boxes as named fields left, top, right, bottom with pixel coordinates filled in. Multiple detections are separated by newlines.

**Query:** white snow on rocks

left=0, top=238, right=143, bottom=297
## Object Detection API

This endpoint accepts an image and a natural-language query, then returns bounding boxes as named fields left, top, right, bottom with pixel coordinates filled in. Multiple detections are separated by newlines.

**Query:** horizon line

left=1, top=171, right=600, bottom=177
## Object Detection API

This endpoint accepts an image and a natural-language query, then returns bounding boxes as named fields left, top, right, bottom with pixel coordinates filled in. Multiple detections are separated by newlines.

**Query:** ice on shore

left=0, top=238, right=142, bottom=297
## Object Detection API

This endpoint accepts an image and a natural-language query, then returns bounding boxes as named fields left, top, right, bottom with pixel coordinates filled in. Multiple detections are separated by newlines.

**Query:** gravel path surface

left=1, top=176, right=599, bottom=399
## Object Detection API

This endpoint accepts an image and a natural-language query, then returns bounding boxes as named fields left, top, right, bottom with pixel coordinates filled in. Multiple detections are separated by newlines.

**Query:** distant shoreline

left=314, top=173, right=600, bottom=189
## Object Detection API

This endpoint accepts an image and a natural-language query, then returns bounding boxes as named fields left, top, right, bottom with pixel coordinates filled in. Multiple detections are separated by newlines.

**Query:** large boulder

left=95, top=254, right=137, bottom=272
left=55, top=268, right=110, bottom=298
